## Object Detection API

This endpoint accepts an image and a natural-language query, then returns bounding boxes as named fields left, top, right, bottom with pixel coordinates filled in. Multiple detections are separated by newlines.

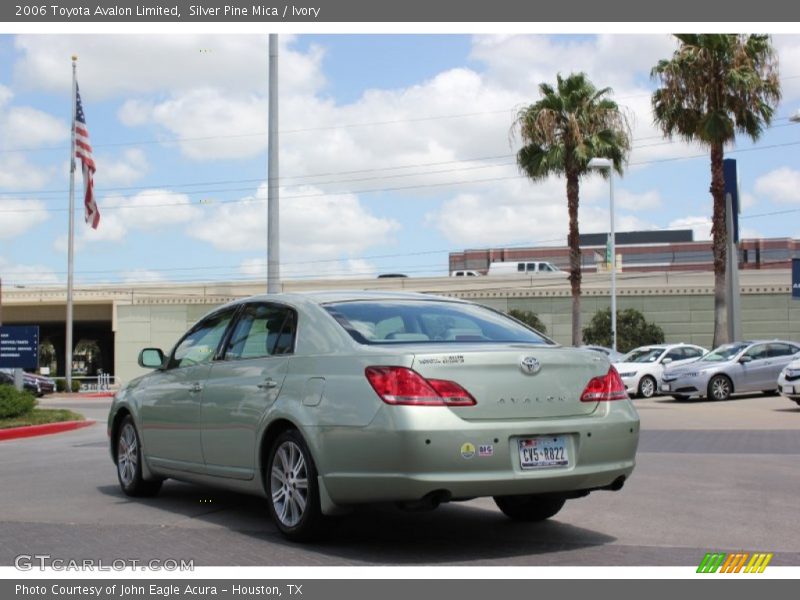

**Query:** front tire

left=637, top=375, right=657, bottom=399
left=493, top=494, right=566, bottom=522
left=266, top=430, right=324, bottom=541
left=116, top=415, right=162, bottom=497
left=708, top=375, right=732, bottom=401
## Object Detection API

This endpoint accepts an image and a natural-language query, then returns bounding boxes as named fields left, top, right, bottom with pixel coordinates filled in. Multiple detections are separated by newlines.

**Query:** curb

left=0, top=419, right=96, bottom=441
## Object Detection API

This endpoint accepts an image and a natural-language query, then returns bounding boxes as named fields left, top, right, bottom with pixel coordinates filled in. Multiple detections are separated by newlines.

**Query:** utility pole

left=267, top=34, right=280, bottom=294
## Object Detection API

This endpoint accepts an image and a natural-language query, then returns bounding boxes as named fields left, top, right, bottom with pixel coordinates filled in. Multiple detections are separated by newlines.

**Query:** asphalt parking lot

left=1, top=393, right=799, bottom=567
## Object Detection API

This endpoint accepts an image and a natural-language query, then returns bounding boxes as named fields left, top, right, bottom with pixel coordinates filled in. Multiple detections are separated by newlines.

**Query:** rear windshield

left=324, top=301, right=552, bottom=345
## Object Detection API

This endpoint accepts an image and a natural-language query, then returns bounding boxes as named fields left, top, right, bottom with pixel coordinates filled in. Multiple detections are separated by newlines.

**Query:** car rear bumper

left=315, top=400, right=639, bottom=505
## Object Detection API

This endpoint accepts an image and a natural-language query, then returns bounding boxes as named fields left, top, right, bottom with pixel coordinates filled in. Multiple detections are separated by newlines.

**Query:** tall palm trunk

left=566, top=170, right=582, bottom=346
left=710, top=141, right=728, bottom=347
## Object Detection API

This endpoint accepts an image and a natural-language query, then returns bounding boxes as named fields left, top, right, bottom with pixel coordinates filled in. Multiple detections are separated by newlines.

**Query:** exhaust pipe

left=397, top=490, right=452, bottom=511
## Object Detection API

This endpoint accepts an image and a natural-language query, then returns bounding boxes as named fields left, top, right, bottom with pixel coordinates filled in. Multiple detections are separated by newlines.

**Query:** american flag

left=74, top=83, right=99, bottom=229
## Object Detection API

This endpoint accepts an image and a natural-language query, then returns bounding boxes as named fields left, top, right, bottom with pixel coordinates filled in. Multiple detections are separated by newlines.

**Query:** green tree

left=514, top=73, right=630, bottom=346
left=507, top=309, right=547, bottom=335
left=583, top=308, right=665, bottom=354
left=651, top=34, right=781, bottom=346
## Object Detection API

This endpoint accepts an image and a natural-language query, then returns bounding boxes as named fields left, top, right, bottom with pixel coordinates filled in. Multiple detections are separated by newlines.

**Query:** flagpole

left=66, top=55, right=77, bottom=394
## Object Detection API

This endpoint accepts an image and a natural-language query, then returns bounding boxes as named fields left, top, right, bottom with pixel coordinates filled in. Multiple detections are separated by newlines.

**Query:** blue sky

left=1, top=33, right=800, bottom=286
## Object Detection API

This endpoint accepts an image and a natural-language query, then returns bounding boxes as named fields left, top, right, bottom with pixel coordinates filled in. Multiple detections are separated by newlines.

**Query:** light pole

left=588, top=157, right=616, bottom=351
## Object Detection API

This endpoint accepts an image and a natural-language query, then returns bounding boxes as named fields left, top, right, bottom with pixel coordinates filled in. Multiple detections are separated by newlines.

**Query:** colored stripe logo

left=697, top=552, right=773, bottom=573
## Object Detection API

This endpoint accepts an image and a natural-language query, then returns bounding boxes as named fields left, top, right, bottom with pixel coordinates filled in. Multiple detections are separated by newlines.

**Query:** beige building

left=1, top=269, right=798, bottom=384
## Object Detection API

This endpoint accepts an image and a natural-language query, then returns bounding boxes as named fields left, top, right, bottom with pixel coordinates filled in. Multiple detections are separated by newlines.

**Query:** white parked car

left=777, top=358, right=800, bottom=406
left=614, top=344, right=707, bottom=398
left=450, top=270, right=482, bottom=277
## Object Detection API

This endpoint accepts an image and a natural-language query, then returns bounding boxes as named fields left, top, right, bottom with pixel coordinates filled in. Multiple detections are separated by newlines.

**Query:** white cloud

left=615, top=189, right=662, bottom=211
left=99, top=148, right=149, bottom=186
left=125, top=89, right=269, bottom=160
left=239, top=257, right=378, bottom=280
left=0, top=257, right=59, bottom=285
left=14, top=35, right=324, bottom=99
left=0, top=87, right=67, bottom=190
left=103, top=189, right=202, bottom=230
left=754, top=167, right=800, bottom=204
left=668, top=216, right=712, bottom=241
left=0, top=199, right=49, bottom=239
left=120, top=269, right=166, bottom=284
left=53, top=189, right=200, bottom=251
left=190, top=183, right=399, bottom=277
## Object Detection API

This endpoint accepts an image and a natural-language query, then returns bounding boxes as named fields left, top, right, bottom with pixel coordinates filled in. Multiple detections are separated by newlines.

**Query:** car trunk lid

left=410, top=345, right=607, bottom=420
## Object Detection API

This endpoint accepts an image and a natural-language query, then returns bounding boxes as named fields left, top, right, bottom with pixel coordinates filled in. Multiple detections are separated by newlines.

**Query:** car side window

left=768, top=343, right=795, bottom=358
left=224, top=304, right=296, bottom=360
left=664, top=348, right=684, bottom=361
left=168, top=310, right=236, bottom=369
left=744, top=344, right=768, bottom=360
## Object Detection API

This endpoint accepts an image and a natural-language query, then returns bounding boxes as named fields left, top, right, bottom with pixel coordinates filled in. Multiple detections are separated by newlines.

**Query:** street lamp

left=588, top=157, right=617, bottom=352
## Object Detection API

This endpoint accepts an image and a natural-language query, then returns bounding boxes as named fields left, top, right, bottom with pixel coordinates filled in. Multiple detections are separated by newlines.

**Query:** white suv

left=613, top=343, right=707, bottom=398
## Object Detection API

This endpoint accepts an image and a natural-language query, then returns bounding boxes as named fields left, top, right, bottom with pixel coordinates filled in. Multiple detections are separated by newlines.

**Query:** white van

left=487, top=261, right=563, bottom=276
left=450, top=270, right=482, bottom=277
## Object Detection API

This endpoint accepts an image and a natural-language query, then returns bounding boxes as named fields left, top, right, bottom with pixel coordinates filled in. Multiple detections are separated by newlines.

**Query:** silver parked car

left=108, top=291, right=639, bottom=541
left=777, top=358, right=800, bottom=407
left=661, top=340, right=800, bottom=401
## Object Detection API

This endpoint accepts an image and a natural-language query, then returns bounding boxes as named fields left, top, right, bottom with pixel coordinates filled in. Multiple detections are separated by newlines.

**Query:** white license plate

left=783, top=385, right=794, bottom=395
left=518, top=436, right=569, bottom=470
left=661, top=384, right=671, bottom=391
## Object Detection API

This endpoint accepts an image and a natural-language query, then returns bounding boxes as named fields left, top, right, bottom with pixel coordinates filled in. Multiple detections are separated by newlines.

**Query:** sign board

left=0, top=325, right=39, bottom=369
left=793, top=259, right=800, bottom=300
left=723, top=158, right=741, bottom=244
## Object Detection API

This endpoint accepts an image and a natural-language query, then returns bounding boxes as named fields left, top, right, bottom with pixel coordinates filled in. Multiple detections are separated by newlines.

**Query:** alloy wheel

left=270, top=441, right=309, bottom=528
left=117, top=422, right=138, bottom=487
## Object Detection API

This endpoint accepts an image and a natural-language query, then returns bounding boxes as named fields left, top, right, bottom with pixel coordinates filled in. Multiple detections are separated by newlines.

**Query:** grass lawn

left=0, top=408, right=85, bottom=429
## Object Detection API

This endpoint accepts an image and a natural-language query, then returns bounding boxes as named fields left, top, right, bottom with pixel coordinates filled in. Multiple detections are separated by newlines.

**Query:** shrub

left=582, top=307, right=665, bottom=353
left=507, top=309, right=548, bottom=335
left=55, top=379, right=82, bottom=393
left=0, top=385, right=37, bottom=419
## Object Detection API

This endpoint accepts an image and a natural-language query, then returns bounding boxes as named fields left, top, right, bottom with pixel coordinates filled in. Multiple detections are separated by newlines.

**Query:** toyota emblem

left=520, top=356, right=541, bottom=375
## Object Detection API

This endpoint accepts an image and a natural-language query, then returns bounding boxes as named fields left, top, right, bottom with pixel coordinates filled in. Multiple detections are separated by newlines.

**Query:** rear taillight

left=365, top=366, right=477, bottom=406
left=580, top=366, right=628, bottom=402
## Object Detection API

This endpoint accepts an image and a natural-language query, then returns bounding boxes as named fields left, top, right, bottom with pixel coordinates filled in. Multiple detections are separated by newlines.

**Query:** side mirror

left=738, top=355, right=752, bottom=364
left=138, top=348, right=165, bottom=369
left=661, top=358, right=673, bottom=365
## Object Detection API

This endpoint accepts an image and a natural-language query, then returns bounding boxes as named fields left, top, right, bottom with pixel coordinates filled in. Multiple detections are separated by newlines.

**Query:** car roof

left=217, top=290, right=469, bottom=311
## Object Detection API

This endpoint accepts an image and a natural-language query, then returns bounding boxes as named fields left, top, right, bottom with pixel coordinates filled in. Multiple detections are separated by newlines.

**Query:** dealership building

left=2, top=263, right=800, bottom=386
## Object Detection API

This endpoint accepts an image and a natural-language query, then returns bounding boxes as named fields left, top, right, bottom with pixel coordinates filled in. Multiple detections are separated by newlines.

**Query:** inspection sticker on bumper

left=518, top=436, right=569, bottom=469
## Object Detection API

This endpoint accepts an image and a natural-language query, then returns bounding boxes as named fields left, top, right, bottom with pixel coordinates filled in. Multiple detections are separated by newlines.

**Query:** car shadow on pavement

left=653, top=391, right=772, bottom=404
left=97, top=483, right=617, bottom=565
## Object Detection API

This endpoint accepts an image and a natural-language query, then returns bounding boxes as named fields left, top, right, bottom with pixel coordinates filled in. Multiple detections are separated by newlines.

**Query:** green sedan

left=109, top=291, right=639, bottom=541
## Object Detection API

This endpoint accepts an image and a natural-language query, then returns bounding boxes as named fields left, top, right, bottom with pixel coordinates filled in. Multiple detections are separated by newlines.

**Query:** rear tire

left=115, top=415, right=162, bottom=497
left=637, top=376, right=657, bottom=399
left=493, top=495, right=566, bottom=522
left=266, top=429, right=324, bottom=542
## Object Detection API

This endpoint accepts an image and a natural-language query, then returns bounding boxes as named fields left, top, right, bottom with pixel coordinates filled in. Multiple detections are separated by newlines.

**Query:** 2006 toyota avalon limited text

left=108, top=291, right=639, bottom=540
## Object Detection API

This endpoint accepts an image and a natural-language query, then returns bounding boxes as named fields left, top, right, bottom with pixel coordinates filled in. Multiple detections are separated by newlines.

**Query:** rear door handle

left=258, top=378, right=279, bottom=390
left=188, top=382, right=203, bottom=394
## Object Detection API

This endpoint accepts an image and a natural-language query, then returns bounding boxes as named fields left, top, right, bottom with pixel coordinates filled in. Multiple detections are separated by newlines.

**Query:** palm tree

left=514, top=73, right=630, bottom=346
left=651, top=34, right=781, bottom=347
